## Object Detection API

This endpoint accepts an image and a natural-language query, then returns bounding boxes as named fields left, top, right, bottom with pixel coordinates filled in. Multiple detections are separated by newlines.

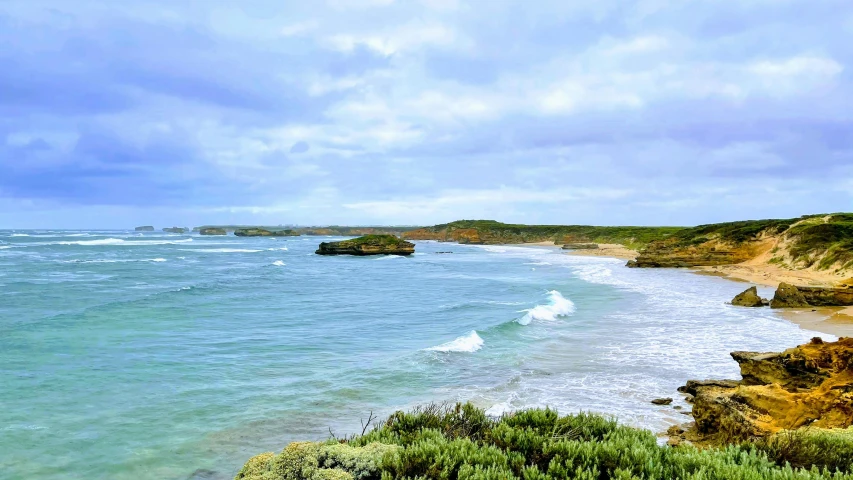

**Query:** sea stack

left=234, top=228, right=300, bottom=237
left=315, top=235, right=415, bottom=256
left=199, top=227, right=227, bottom=236
left=162, top=227, right=188, bottom=234
left=730, top=286, right=768, bottom=307
left=135, top=226, right=155, bottom=232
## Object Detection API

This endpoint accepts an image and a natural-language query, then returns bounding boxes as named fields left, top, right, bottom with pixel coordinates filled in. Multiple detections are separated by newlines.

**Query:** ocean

left=0, top=230, right=829, bottom=479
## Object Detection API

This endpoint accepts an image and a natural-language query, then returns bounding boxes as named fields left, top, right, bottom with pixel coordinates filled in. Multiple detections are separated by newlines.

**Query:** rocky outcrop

left=199, top=227, right=227, bottom=236
left=134, top=226, right=154, bottom=232
left=769, top=282, right=853, bottom=308
left=162, top=227, right=188, bottom=234
left=731, top=286, right=769, bottom=307
left=677, top=337, right=853, bottom=443
left=234, top=228, right=299, bottom=237
left=562, top=243, right=599, bottom=250
left=315, top=235, right=415, bottom=256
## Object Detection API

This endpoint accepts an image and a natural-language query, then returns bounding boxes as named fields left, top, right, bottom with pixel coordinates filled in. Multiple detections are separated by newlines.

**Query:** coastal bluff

left=315, top=235, right=414, bottom=256
left=234, top=228, right=300, bottom=237
left=676, top=337, right=853, bottom=444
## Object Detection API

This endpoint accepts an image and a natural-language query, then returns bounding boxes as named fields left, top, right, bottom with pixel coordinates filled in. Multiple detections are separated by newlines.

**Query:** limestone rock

left=316, top=235, right=415, bottom=256
left=731, top=286, right=767, bottom=307
left=199, top=227, right=227, bottom=236
left=681, top=337, right=853, bottom=443
left=134, top=225, right=154, bottom=232
left=770, top=282, right=810, bottom=308
left=651, top=398, right=673, bottom=405
left=162, top=227, right=188, bottom=234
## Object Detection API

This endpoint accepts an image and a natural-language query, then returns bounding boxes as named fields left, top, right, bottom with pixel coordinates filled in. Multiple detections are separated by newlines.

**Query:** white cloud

left=279, top=20, right=319, bottom=37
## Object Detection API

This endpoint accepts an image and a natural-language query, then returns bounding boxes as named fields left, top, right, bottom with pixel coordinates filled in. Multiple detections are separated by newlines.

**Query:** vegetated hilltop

left=193, top=225, right=418, bottom=236
left=402, top=220, right=684, bottom=250
left=629, top=213, right=853, bottom=276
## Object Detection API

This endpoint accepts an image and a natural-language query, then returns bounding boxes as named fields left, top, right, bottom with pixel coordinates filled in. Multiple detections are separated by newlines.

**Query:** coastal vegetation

left=236, top=402, right=853, bottom=480
left=234, top=228, right=300, bottom=237
left=402, top=220, right=684, bottom=249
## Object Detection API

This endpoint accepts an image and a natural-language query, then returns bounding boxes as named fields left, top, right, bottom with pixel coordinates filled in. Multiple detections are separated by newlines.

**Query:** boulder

left=651, top=398, right=673, bottom=405
left=680, top=337, right=853, bottom=443
left=770, top=282, right=810, bottom=308
left=134, top=226, right=155, bottom=232
left=316, top=235, right=415, bottom=256
left=730, top=286, right=767, bottom=307
left=199, top=227, right=227, bottom=236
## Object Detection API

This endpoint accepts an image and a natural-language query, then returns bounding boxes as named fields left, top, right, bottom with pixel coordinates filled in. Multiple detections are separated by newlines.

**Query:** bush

left=235, top=404, right=853, bottom=480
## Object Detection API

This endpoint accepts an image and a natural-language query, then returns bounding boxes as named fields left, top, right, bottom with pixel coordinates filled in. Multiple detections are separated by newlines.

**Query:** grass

left=334, top=235, right=408, bottom=246
left=235, top=403, right=853, bottom=480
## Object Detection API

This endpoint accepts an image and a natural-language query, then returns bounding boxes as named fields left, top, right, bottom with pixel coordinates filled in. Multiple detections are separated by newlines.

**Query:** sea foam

left=272, top=260, right=286, bottom=266
left=55, top=238, right=193, bottom=246
left=518, top=290, right=575, bottom=325
left=426, top=330, right=484, bottom=353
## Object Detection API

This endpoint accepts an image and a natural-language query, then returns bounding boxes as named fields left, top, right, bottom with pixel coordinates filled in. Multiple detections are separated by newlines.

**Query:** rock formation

left=562, top=243, right=599, bottom=250
left=731, top=286, right=769, bottom=307
left=315, top=235, right=415, bottom=256
left=769, top=282, right=853, bottom=308
left=162, top=227, right=188, bottom=234
left=676, top=337, right=853, bottom=443
left=199, top=227, right=227, bottom=236
left=134, top=226, right=154, bottom=232
left=234, top=228, right=299, bottom=237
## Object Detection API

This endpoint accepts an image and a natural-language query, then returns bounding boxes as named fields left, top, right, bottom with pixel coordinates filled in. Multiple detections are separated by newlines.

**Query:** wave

left=10, top=233, right=30, bottom=237
left=518, top=290, right=575, bottom=325
left=54, top=238, right=193, bottom=246
left=186, top=248, right=262, bottom=253
left=267, top=247, right=289, bottom=251
left=272, top=260, right=286, bottom=266
left=0, top=246, right=12, bottom=250
left=426, top=330, right=484, bottom=353
left=58, top=258, right=167, bottom=264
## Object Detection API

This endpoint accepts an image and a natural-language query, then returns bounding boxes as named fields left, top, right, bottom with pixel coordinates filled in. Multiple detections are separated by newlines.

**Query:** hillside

left=192, top=225, right=419, bottom=236
left=402, top=220, right=684, bottom=250
left=629, top=213, right=853, bottom=282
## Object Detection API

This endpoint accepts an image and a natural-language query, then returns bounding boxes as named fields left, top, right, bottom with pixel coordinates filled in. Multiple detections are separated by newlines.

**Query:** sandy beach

left=560, top=243, right=639, bottom=260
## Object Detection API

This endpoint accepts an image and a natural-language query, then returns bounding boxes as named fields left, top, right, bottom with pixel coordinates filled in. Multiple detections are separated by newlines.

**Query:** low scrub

left=235, top=403, right=853, bottom=480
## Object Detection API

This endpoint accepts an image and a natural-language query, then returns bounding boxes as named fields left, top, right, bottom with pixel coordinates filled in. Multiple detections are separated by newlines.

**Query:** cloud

left=0, top=0, right=850, bottom=227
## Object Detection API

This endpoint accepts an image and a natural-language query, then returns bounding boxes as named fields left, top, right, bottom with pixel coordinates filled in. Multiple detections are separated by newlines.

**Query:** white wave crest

left=518, top=290, right=575, bottom=325
left=0, top=246, right=11, bottom=250
left=10, top=233, right=30, bottom=237
left=272, top=260, right=286, bottom=266
left=188, top=248, right=262, bottom=253
left=267, top=247, right=289, bottom=251
left=58, top=257, right=168, bottom=264
left=426, top=330, right=484, bottom=353
left=55, top=238, right=193, bottom=246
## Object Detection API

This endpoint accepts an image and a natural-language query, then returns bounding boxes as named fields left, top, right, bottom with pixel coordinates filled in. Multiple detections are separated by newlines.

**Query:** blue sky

left=1, top=0, right=851, bottom=228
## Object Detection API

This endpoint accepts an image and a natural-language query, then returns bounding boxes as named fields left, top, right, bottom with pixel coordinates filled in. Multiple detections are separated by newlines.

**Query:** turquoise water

left=0, top=231, right=829, bottom=479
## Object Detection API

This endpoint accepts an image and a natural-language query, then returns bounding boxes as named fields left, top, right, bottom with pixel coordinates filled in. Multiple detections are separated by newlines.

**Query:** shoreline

left=506, top=241, right=853, bottom=339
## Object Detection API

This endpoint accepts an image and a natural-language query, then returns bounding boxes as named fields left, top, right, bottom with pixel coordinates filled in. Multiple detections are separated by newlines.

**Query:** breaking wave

left=55, top=238, right=193, bottom=246
left=272, top=260, right=286, bottom=266
left=426, top=330, right=484, bottom=353
left=518, top=290, right=575, bottom=325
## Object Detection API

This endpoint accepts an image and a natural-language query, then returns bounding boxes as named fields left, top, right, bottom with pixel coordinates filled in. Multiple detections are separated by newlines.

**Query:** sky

left=1, top=0, right=851, bottom=228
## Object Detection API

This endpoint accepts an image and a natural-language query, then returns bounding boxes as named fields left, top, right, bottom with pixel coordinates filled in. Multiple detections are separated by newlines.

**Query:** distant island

left=315, top=235, right=415, bottom=256
left=134, top=225, right=154, bottom=232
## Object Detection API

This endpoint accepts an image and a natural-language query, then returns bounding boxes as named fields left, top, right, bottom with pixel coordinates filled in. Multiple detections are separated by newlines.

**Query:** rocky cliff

left=315, top=235, right=415, bottom=256
left=676, top=337, right=853, bottom=444
left=629, top=214, right=853, bottom=277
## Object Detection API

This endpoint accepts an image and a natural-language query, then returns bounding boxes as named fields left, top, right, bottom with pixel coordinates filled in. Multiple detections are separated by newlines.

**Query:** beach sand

left=562, top=243, right=638, bottom=260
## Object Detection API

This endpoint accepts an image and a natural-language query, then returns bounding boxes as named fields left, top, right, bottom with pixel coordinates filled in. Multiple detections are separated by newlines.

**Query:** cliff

left=677, top=337, right=853, bottom=444
left=315, top=235, right=415, bottom=256
left=402, top=220, right=683, bottom=249
left=629, top=214, right=853, bottom=278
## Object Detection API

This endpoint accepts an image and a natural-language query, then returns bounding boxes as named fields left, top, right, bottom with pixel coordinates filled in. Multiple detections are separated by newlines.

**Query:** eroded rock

left=731, top=286, right=767, bottom=307
left=316, top=235, right=415, bottom=256
left=770, top=282, right=810, bottom=308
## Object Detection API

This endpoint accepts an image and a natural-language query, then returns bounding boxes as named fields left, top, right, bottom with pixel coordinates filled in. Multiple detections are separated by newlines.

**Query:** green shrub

left=236, top=404, right=853, bottom=480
